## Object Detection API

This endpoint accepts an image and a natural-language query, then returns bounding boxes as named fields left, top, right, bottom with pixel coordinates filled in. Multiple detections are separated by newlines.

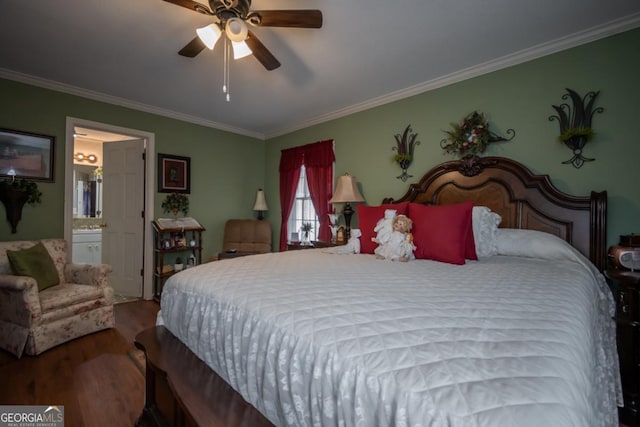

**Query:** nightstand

left=605, top=269, right=640, bottom=427
left=218, top=251, right=260, bottom=260
left=287, top=240, right=345, bottom=251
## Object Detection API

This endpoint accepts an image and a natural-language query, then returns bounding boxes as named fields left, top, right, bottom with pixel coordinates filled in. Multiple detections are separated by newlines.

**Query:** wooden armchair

left=0, top=239, right=114, bottom=357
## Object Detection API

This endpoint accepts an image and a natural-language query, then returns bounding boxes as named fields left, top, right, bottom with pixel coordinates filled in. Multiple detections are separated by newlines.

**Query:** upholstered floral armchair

left=0, top=239, right=114, bottom=357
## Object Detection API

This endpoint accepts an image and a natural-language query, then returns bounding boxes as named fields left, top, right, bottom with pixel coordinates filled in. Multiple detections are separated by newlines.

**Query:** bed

left=137, top=156, right=621, bottom=427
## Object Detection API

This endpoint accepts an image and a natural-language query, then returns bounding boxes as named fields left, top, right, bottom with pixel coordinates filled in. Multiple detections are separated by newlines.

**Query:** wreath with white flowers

left=440, top=111, right=514, bottom=156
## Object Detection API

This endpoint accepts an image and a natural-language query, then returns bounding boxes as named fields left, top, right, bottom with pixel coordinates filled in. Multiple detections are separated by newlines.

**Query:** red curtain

left=279, top=140, right=335, bottom=250
left=303, top=140, right=335, bottom=242
left=278, top=146, right=304, bottom=251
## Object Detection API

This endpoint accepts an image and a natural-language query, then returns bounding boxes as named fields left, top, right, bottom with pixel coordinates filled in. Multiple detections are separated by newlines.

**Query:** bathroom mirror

left=73, top=164, right=102, bottom=218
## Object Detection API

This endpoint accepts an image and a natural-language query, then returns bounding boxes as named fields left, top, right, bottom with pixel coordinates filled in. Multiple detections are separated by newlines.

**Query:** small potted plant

left=301, top=222, right=313, bottom=243
left=174, top=256, right=184, bottom=271
left=0, top=177, right=42, bottom=233
left=161, top=192, right=189, bottom=217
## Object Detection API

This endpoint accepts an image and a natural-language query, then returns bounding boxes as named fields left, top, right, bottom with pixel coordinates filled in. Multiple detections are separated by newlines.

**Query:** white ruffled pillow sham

left=472, top=206, right=502, bottom=257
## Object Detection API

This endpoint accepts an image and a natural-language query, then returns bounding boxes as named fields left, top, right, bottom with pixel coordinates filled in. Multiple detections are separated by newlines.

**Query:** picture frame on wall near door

left=157, top=153, right=190, bottom=194
left=0, top=127, right=55, bottom=182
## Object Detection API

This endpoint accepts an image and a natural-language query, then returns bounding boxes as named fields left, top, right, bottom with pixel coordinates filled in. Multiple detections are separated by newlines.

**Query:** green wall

left=1, top=28, right=639, bottom=256
left=264, top=28, right=640, bottom=250
left=0, top=79, right=265, bottom=260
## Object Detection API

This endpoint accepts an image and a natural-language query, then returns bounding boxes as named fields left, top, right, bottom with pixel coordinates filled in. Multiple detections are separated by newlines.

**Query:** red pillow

left=357, top=202, right=409, bottom=254
left=408, top=201, right=475, bottom=265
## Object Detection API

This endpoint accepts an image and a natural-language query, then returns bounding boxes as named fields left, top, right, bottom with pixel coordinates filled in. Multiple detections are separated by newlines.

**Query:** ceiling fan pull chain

left=226, top=41, right=231, bottom=102
left=223, top=37, right=228, bottom=94
left=222, top=37, right=231, bottom=102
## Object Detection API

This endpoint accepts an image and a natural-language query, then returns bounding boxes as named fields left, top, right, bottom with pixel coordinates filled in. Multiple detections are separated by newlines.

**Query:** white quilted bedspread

left=159, top=242, right=620, bottom=427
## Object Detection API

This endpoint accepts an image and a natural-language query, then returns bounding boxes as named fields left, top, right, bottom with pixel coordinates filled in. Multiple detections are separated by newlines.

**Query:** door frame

left=64, top=117, right=156, bottom=300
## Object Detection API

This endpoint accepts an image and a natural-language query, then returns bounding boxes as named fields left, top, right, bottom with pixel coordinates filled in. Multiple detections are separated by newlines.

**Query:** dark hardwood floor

left=0, top=300, right=629, bottom=427
left=0, top=300, right=159, bottom=427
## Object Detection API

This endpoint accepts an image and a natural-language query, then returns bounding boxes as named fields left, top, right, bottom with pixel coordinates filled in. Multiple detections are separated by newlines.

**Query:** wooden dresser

left=605, top=269, right=640, bottom=427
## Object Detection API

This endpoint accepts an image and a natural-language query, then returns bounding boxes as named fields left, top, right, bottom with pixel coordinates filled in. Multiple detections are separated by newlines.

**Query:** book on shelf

left=155, top=217, right=203, bottom=230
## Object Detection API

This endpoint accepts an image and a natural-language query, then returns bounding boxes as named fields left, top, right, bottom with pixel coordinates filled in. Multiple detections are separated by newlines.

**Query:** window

left=288, top=166, right=319, bottom=241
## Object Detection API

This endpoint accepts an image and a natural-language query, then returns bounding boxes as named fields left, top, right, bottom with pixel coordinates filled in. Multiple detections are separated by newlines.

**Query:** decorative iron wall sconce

left=0, top=177, right=42, bottom=233
left=440, top=111, right=515, bottom=157
left=549, top=88, right=603, bottom=168
left=392, top=125, right=420, bottom=182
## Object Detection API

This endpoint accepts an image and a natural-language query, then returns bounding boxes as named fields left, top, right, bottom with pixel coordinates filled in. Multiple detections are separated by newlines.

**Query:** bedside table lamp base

left=342, top=203, right=354, bottom=239
left=330, top=174, right=365, bottom=241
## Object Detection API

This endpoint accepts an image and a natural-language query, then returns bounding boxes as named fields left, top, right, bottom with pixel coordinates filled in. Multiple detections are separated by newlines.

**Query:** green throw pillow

left=7, top=242, right=60, bottom=291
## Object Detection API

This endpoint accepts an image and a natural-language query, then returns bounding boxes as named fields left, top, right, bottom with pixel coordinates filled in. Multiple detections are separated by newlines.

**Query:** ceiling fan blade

left=246, top=31, right=281, bottom=71
left=162, top=0, right=213, bottom=15
left=178, top=36, right=207, bottom=57
left=253, top=10, right=322, bottom=28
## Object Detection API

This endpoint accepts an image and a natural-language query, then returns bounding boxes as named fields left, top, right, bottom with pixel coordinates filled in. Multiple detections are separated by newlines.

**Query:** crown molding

left=2, top=11, right=639, bottom=142
left=264, top=12, right=640, bottom=138
left=0, top=68, right=265, bottom=140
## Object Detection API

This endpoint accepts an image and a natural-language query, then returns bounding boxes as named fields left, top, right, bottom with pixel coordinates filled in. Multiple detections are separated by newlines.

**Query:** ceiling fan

left=163, top=0, right=323, bottom=71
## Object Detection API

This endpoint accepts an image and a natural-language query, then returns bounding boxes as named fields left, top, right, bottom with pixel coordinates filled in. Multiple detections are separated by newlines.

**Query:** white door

left=102, top=139, right=145, bottom=297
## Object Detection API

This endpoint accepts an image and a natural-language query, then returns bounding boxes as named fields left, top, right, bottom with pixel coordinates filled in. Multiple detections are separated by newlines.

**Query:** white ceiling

left=2, top=1, right=640, bottom=140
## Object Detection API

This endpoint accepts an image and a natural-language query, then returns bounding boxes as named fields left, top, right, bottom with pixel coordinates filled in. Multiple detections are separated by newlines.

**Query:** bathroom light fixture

left=74, top=152, right=98, bottom=163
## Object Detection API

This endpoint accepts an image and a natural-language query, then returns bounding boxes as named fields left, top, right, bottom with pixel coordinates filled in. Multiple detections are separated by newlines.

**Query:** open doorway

left=64, top=117, right=156, bottom=300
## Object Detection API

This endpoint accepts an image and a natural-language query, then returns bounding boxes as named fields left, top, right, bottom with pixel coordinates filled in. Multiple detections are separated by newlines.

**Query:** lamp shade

left=253, top=189, right=268, bottom=211
left=231, top=40, right=252, bottom=59
left=329, top=175, right=365, bottom=203
left=196, top=23, right=222, bottom=50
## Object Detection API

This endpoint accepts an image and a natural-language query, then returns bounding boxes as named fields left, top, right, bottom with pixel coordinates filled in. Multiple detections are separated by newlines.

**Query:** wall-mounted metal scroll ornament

left=392, top=125, right=420, bottom=182
left=549, top=88, right=603, bottom=168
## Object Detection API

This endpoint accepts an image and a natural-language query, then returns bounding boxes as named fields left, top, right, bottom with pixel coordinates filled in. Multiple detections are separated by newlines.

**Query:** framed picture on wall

left=0, top=128, right=55, bottom=182
left=158, top=153, right=190, bottom=193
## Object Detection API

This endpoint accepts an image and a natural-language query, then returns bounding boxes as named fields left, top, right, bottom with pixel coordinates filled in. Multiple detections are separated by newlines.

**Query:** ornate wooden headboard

left=382, top=156, right=607, bottom=270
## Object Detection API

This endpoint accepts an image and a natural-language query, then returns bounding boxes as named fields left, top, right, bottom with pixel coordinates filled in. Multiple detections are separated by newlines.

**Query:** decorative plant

left=174, top=256, right=184, bottom=271
left=440, top=111, right=515, bottom=157
left=392, top=125, right=420, bottom=182
left=301, top=222, right=313, bottom=240
left=549, top=88, right=603, bottom=168
left=0, top=177, right=42, bottom=233
left=0, top=178, right=42, bottom=204
left=161, top=192, right=189, bottom=216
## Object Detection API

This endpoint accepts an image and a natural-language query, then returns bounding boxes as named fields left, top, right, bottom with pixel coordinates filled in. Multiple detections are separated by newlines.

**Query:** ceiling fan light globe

left=196, top=24, right=222, bottom=50
left=226, top=17, right=248, bottom=42
left=232, top=40, right=252, bottom=59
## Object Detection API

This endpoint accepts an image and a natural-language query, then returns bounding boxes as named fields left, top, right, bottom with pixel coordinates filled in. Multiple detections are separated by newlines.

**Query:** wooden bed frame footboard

left=134, top=326, right=273, bottom=427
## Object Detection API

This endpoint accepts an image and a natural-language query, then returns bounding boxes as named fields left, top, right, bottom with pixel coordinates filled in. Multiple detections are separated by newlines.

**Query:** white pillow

left=496, top=228, right=591, bottom=268
left=472, top=206, right=501, bottom=257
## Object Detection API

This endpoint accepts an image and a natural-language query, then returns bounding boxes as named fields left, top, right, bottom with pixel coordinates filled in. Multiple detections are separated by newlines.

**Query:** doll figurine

left=328, top=229, right=362, bottom=254
left=372, top=209, right=397, bottom=247
left=375, top=214, right=416, bottom=262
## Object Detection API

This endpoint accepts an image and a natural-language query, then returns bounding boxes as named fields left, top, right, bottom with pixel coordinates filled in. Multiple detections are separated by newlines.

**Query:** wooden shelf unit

left=152, top=219, right=204, bottom=301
